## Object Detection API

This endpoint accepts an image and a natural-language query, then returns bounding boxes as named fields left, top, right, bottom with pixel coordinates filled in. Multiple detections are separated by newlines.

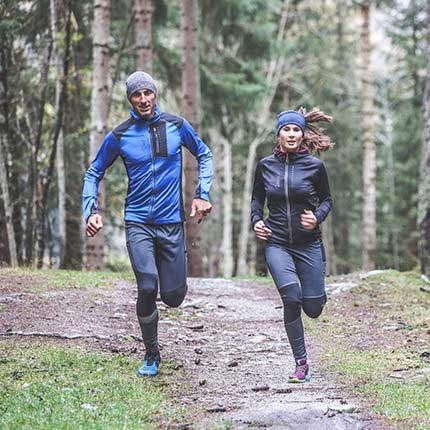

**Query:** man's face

left=130, top=89, right=156, bottom=119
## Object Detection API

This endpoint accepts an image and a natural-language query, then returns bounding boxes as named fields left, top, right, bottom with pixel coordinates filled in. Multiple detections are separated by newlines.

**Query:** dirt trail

left=0, top=274, right=377, bottom=430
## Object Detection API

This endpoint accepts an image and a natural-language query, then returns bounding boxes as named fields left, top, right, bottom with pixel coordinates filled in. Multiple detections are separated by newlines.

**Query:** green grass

left=308, top=270, right=430, bottom=430
left=207, top=420, right=234, bottom=430
left=372, top=383, right=430, bottom=422
left=0, top=268, right=135, bottom=292
left=0, top=343, right=185, bottom=430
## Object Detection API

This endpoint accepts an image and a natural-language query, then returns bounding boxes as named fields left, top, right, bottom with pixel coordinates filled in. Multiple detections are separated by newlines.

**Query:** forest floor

left=0, top=268, right=429, bottom=430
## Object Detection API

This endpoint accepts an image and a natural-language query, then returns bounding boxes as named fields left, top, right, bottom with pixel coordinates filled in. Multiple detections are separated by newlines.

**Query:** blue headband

left=276, top=111, right=306, bottom=135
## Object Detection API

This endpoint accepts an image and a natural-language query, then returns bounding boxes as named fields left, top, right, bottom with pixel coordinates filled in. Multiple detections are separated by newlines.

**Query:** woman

left=251, top=108, right=333, bottom=383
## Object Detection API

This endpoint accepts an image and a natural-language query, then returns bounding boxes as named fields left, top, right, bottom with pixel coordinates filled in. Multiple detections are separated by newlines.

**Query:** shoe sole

left=288, top=374, right=311, bottom=383
left=137, top=371, right=158, bottom=377
left=137, top=365, right=159, bottom=377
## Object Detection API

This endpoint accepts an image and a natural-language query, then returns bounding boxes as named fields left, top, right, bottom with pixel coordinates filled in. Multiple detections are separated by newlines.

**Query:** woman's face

left=278, top=124, right=303, bottom=153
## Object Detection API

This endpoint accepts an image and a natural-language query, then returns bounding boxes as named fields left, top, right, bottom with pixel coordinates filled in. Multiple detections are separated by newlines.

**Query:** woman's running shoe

left=288, top=357, right=310, bottom=383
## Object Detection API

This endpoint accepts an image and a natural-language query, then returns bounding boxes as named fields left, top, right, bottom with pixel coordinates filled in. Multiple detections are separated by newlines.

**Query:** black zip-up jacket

left=251, top=149, right=332, bottom=246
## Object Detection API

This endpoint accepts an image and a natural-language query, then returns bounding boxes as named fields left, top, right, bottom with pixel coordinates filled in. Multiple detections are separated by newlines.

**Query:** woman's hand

left=254, top=220, right=272, bottom=240
left=301, top=210, right=317, bottom=230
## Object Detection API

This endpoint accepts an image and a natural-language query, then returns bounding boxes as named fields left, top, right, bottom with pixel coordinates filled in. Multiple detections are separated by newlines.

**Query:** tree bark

left=181, top=0, right=203, bottom=276
left=62, top=33, right=85, bottom=270
left=418, top=0, right=430, bottom=275
left=321, top=214, right=336, bottom=276
left=0, top=136, right=18, bottom=266
left=0, top=30, right=22, bottom=264
left=334, top=0, right=351, bottom=272
left=36, top=0, right=72, bottom=268
left=0, top=30, right=16, bottom=266
left=411, top=0, right=420, bottom=105
left=220, top=130, right=233, bottom=278
left=361, top=1, right=376, bottom=271
left=205, top=127, right=223, bottom=278
left=0, top=199, right=8, bottom=264
left=382, top=91, right=400, bottom=270
left=134, top=0, right=152, bottom=71
left=85, top=0, right=110, bottom=270
left=24, top=40, right=52, bottom=266
left=50, top=0, right=66, bottom=267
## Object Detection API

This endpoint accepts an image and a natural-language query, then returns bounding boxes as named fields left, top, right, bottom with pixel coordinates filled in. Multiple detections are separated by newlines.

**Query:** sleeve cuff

left=194, top=192, right=210, bottom=201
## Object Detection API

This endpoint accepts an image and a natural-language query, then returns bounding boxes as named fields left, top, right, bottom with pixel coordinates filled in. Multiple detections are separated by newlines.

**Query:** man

left=82, top=71, right=213, bottom=377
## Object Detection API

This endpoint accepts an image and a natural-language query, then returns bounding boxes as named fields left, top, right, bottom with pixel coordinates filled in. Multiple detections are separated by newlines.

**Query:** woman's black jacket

left=251, top=149, right=332, bottom=246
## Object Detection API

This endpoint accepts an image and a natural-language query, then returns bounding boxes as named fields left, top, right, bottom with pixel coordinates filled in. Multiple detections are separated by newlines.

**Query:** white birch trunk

left=221, top=132, right=233, bottom=277
left=134, top=0, right=152, bottom=71
left=361, top=2, right=376, bottom=271
left=57, top=130, right=66, bottom=266
left=50, top=0, right=66, bottom=267
left=205, top=127, right=223, bottom=277
left=86, top=0, right=110, bottom=270
left=222, top=139, right=233, bottom=278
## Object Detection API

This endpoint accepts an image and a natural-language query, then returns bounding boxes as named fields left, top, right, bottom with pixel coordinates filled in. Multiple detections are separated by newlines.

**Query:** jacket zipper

left=284, top=158, right=293, bottom=244
left=149, top=125, right=157, bottom=222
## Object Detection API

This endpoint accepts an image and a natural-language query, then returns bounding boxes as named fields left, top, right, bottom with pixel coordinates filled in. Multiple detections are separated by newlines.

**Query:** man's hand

left=86, top=214, right=103, bottom=237
left=301, top=210, right=317, bottom=230
left=190, top=198, right=212, bottom=223
left=254, top=220, right=272, bottom=241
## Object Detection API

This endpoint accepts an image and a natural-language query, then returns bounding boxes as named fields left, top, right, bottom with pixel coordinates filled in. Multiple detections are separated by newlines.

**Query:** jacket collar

left=130, top=105, right=161, bottom=124
left=273, top=145, right=309, bottom=162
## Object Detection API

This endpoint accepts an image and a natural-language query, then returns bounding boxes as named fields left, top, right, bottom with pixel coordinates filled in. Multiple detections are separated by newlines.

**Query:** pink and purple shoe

left=288, top=358, right=310, bottom=383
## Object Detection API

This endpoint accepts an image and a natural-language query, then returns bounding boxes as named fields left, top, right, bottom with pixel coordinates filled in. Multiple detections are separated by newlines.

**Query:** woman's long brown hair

left=298, top=107, right=334, bottom=152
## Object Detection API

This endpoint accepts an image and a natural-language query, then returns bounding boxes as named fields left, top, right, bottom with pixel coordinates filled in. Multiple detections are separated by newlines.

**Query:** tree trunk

left=334, top=0, right=351, bottom=272
left=0, top=32, right=22, bottom=264
left=0, top=199, right=9, bottom=265
left=0, top=32, right=16, bottom=266
left=0, top=136, right=18, bottom=266
left=221, top=133, right=233, bottom=278
left=62, top=35, right=85, bottom=270
left=411, top=0, right=420, bottom=105
left=134, top=0, right=152, bottom=71
left=206, top=127, right=223, bottom=278
left=50, top=0, right=66, bottom=267
left=181, top=0, right=203, bottom=276
left=36, top=0, right=72, bottom=268
left=236, top=0, right=290, bottom=275
left=418, top=0, right=430, bottom=276
left=57, top=129, right=66, bottom=266
left=382, top=91, right=400, bottom=270
left=321, top=214, right=336, bottom=276
left=24, top=41, right=52, bottom=266
left=85, top=0, right=110, bottom=271
left=361, top=1, right=376, bottom=271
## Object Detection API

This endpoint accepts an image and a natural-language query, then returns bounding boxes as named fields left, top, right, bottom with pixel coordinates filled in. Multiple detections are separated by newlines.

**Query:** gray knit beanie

left=125, top=71, right=157, bottom=100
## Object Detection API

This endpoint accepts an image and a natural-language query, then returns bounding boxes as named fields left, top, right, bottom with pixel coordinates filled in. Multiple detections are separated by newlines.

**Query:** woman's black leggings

left=265, top=241, right=327, bottom=359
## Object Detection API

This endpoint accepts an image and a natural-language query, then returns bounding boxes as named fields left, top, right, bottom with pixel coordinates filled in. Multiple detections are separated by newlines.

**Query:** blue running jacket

left=82, top=106, right=213, bottom=224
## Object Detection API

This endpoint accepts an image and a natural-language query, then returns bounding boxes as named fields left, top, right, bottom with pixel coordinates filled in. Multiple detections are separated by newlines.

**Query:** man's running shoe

left=288, top=357, right=310, bottom=383
left=137, top=351, right=161, bottom=377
